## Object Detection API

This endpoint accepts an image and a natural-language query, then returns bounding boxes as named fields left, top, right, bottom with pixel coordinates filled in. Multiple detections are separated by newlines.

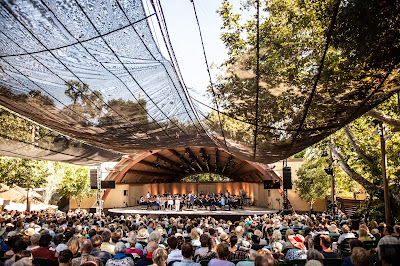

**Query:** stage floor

left=108, top=206, right=278, bottom=218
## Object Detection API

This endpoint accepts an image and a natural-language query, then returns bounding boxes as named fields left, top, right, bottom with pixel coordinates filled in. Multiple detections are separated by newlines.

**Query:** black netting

left=0, top=0, right=399, bottom=165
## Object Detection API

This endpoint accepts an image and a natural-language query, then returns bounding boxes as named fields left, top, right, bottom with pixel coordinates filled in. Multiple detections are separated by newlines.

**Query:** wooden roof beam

left=185, top=147, right=203, bottom=171
left=137, top=160, right=183, bottom=174
left=221, top=156, right=233, bottom=174
left=127, top=169, right=179, bottom=178
left=228, top=161, right=246, bottom=175
left=152, top=153, right=186, bottom=172
left=200, top=148, right=210, bottom=171
left=214, top=148, right=219, bottom=172
left=168, top=149, right=196, bottom=172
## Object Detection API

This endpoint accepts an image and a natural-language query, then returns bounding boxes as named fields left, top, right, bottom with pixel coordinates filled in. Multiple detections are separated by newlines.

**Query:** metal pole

left=379, top=123, right=391, bottom=225
left=96, top=165, right=102, bottom=216
left=329, top=148, right=336, bottom=216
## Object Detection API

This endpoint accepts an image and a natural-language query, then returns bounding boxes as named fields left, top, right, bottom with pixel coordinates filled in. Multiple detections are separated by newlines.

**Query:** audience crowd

left=0, top=209, right=399, bottom=266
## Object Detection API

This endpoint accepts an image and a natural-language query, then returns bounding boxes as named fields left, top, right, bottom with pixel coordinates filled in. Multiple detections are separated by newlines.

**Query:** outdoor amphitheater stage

left=108, top=206, right=279, bottom=220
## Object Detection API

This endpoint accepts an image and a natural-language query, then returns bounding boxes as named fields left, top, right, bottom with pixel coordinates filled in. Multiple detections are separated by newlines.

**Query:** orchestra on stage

left=138, top=189, right=251, bottom=211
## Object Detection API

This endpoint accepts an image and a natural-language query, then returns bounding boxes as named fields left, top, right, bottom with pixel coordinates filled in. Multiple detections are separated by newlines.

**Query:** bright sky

left=144, top=0, right=228, bottom=101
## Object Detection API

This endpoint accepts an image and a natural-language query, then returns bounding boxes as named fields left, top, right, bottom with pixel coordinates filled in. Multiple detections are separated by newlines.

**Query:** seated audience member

left=358, top=228, right=372, bottom=242
left=379, top=244, right=400, bottom=266
left=101, top=230, right=116, bottom=256
left=167, top=236, right=182, bottom=264
left=137, top=242, right=159, bottom=266
left=341, top=240, right=364, bottom=266
left=31, top=234, right=57, bottom=261
left=153, top=248, right=168, bottom=266
left=172, top=243, right=201, bottom=266
left=68, top=237, right=82, bottom=259
left=305, top=260, right=323, bottom=266
left=319, top=235, right=339, bottom=259
left=285, top=234, right=307, bottom=261
left=4, top=239, right=28, bottom=266
left=377, top=225, right=399, bottom=252
left=26, top=233, right=40, bottom=251
left=350, top=247, right=370, bottom=266
left=228, top=235, right=249, bottom=261
left=14, top=250, right=33, bottom=263
left=254, top=253, right=278, bottom=266
left=251, top=235, right=263, bottom=251
left=13, top=257, right=33, bottom=266
left=337, top=225, right=355, bottom=244
left=306, top=249, right=323, bottom=262
left=282, top=229, right=295, bottom=250
left=58, top=248, right=73, bottom=266
left=105, top=242, right=134, bottom=266
left=236, top=249, right=257, bottom=266
left=126, top=234, right=143, bottom=257
left=91, top=235, right=112, bottom=264
left=270, top=242, right=284, bottom=261
left=71, top=239, right=103, bottom=266
left=208, top=243, right=235, bottom=266
left=194, top=234, right=209, bottom=256
left=194, top=238, right=217, bottom=262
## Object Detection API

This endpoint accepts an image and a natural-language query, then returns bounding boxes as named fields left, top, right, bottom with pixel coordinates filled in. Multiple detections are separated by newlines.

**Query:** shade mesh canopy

left=0, top=0, right=399, bottom=165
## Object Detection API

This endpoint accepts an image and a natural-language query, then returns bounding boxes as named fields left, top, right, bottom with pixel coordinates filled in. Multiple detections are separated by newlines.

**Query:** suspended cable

left=0, top=13, right=156, bottom=59
left=253, top=0, right=261, bottom=159
left=0, top=2, right=161, bottom=143
left=189, top=0, right=229, bottom=150
left=74, top=0, right=194, bottom=140
left=150, top=0, right=211, bottom=140
left=284, top=0, right=341, bottom=157
left=115, top=0, right=207, bottom=141
left=37, top=0, right=176, bottom=140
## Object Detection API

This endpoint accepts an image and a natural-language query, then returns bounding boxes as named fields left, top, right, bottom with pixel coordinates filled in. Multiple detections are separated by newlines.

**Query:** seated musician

left=148, top=196, right=156, bottom=207
left=217, top=196, right=226, bottom=208
left=139, top=196, right=147, bottom=205
left=204, top=195, right=211, bottom=209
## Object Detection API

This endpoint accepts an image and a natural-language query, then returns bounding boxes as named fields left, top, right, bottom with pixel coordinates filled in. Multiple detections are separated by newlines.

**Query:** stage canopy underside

left=109, top=147, right=275, bottom=184
left=0, top=0, right=399, bottom=165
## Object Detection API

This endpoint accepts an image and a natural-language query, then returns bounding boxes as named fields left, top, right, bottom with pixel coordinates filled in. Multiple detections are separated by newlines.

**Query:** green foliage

left=295, top=156, right=330, bottom=207
left=58, top=165, right=94, bottom=208
left=0, top=156, right=49, bottom=189
left=182, top=173, right=231, bottom=182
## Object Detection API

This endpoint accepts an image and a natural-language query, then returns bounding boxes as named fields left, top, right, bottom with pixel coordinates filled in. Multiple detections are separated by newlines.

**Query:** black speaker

left=89, top=207, right=96, bottom=213
left=101, top=180, right=115, bottom=189
left=264, top=180, right=280, bottom=189
left=90, top=169, right=98, bottom=189
left=283, top=166, right=292, bottom=189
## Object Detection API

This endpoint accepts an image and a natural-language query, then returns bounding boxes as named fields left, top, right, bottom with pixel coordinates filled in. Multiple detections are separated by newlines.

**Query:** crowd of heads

left=0, top=209, right=399, bottom=266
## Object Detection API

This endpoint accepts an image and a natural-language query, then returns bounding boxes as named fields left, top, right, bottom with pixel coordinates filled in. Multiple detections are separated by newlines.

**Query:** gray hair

left=75, top=225, right=82, bottom=234
left=128, top=233, right=137, bottom=245
left=149, top=231, right=161, bottom=244
left=30, top=233, right=41, bottom=245
left=13, top=258, right=32, bottom=266
left=305, top=260, right=323, bottom=266
left=114, top=242, right=127, bottom=254
left=306, top=249, right=323, bottom=262
left=249, top=249, right=258, bottom=258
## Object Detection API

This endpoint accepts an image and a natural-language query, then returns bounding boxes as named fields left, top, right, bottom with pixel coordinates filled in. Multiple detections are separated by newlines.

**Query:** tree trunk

left=329, top=143, right=381, bottom=194
left=26, top=185, right=31, bottom=212
left=343, top=125, right=374, bottom=166
left=367, top=110, right=400, bottom=132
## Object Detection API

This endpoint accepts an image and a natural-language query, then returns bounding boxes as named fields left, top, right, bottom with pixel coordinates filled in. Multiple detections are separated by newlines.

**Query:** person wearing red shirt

left=32, top=234, right=57, bottom=262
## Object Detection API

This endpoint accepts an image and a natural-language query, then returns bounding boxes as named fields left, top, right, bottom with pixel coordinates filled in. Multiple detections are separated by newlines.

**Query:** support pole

left=329, top=147, right=336, bottom=216
left=378, top=123, right=391, bottom=225
left=96, top=165, right=102, bottom=216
